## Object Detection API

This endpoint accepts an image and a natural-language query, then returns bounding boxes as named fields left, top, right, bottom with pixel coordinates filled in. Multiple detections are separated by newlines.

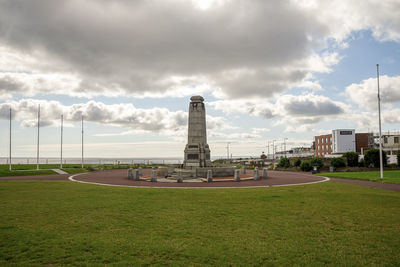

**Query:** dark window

left=384, top=137, right=388, bottom=143
left=187, top=154, right=199, bottom=160
left=340, top=131, right=352, bottom=135
left=394, top=137, right=399, bottom=143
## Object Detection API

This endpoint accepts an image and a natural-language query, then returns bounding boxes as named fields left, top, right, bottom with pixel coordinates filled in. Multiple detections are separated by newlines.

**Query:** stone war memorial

left=184, top=95, right=211, bottom=168
left=182, top=95, right=234, bottom=179
left=123, top=95, right=275, bottom=182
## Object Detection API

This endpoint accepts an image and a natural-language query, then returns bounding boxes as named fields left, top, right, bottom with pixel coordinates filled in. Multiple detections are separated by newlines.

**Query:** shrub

left=343, top=152, right=359, bottom=167
left=331, top=157, right=346, bottom=168
left=278, top=157, right=290, bottom=168
left=294, top=158, right=301, bottom=167
left=364, top=148, right=387, bottom=168
left=358, top=159, right=365, bottom=167
left=300, top=161, right=312, bottom=172
left=310, top=157, right=324, bottom=169
left=397, top=150, right=400, bottom=167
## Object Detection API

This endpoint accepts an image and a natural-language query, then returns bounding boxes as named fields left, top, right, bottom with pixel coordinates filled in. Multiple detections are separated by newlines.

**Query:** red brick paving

left=69, top=169, right=327, bottom=188
left=3, top=169, right=399, bottom=191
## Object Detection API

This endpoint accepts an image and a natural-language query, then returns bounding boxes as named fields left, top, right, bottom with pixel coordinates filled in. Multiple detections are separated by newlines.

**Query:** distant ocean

left=0, top=156, right=229, bottom=165
left=0, top=157, right=183, bottom=165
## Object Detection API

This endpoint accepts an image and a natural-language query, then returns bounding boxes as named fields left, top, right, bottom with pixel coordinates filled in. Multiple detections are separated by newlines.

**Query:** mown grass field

left=1, top=180, right=400, bottom=265
left=0, top=164, right=159, bottom=177
left=318, top=170, right=400, bottom=184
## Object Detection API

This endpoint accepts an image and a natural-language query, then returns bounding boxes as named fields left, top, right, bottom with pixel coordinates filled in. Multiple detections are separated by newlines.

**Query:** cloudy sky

left=0, top=0, right=399, bottom=159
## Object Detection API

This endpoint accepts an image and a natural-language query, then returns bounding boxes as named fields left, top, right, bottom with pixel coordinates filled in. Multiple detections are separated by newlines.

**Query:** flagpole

left=377, top=64, right=384, bottom=180
left=60, top=114, right=63, bottom=169
left=9, top=108, right=12, bottom=171
left=81, top=115, right=84, bottom=168
left=37, top=104, right=40, bottom=170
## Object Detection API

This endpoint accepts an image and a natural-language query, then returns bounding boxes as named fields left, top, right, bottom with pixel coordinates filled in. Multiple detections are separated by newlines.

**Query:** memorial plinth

left=184, top=96, right=211, bottom=168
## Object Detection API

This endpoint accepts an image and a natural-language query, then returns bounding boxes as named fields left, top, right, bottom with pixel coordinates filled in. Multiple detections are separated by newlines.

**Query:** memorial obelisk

left=184, top=96, right=211, bottom=168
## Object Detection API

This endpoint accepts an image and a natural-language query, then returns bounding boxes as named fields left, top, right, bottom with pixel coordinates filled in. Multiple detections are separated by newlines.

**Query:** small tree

left=294, top=158, right=301, bottom=167
left=364, top=148, right=387, bottom=168
left=278, top=157, right=290, bottom=168
left=397, top=150, right=400, bottom=167
left=300, top=161, right=312, bottom=172
left=331, top=157, right=346, bottom=168
left=343, top=152, right=359, bottom=167
left=310, top=157, right=324, bottom=169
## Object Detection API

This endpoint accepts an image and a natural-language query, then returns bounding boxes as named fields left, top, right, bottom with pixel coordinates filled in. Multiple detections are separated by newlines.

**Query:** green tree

left=330, top=157, right=346, bottom=168
left=278, top=157, right=290, bottom=168
left=294, top=158, right=301, bottom=167
left=343, top=152, right=359, bottom=167
left=300, top=161, right=312, bottom=172
left=310, top=157, right=324, bottom=169
left=364, top=148, right=387, bottom=168
left=397, top=150, right=400, bottom=167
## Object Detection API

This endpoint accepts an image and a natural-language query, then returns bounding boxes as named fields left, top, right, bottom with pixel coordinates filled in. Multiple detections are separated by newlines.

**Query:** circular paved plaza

left=69, top=169, right=329, bottom=188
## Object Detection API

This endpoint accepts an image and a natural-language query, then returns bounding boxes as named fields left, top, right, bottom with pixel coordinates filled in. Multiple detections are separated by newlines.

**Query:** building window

left=384, top=136, right=388, bottom=143
left=395, top=137, right=399, bottom=143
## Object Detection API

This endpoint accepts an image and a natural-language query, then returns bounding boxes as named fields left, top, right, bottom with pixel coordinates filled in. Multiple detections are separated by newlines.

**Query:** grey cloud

left=282, top=98, right=344, bottom=116
left=0, top=0, right=326, bottom=99
left=346, top=75, right=400, bottom=109
left=0, top=99, right=229, bottom=135
left=1, top=0, right=399, bottom=100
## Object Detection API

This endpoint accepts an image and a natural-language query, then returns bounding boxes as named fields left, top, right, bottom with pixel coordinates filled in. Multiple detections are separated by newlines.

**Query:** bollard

left=138, top=167, right=142, bottom=176
left=241, top=167, right=246, bottom=174
left=128, top=168, right=133, bottom=179
left=135, top=169, right=140, bottom=181
left=151, top=169, right=157, bottom=182
left=177, top=170, right=183, bottom=183
left=207, top=169, right=213, bottom=183
left=253, top=167, right=259, bottom=180
left=262, top=168, right=268, bottom=179
left=234, top=169, right=241, bottom=182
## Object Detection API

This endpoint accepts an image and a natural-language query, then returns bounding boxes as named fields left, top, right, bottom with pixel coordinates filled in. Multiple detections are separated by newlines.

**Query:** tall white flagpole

left=36, top=104, right=40, bottom=170
left=81, top=115, right=84, bottom=168
left=377, top=64, right=384, bottom=180
left=60, top=114, right=63, bottom=169
left=9, top=108, right=12, bottom=171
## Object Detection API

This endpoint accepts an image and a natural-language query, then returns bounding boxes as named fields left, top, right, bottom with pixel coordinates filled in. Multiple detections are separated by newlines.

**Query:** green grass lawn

left=318, top=170, right=400, bottom=184
left=0, top=164, right=92, bottom=177
left=0, top=164, right=160, bottom=177
left=0, top=181, right=399, bottom=265
left=0, top=169, right=56, bottom=176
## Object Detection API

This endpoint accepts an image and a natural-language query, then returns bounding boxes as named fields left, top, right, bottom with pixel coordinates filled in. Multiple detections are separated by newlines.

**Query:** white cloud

left=2, top=0, right=393, bottom=100
left=210, top=93, right=348, bottom=132
left=0, top=99, right=230, bottom=137
left=346, top=75, right=400, bottom=109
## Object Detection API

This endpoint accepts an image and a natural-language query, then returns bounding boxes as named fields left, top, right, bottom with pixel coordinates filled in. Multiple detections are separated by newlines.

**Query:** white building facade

left=332, top=129, right=356, bottom=154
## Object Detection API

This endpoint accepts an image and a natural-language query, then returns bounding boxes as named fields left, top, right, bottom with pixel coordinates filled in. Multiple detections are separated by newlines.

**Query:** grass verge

left=317, top=170, right=400, bottom=184
left=0, top=181, right=399, bottom=265
left=0, top=169, right=56, bottom=176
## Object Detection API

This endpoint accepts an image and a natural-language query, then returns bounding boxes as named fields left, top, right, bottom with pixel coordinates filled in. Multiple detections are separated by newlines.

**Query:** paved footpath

left=328, top=177, right=400, bottom=192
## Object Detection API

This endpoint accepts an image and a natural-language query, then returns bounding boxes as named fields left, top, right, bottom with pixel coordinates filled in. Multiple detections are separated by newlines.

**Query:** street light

left=272, top=139, right=276, bottom=165
left=284, top=138, right=288, bottom=158
left=226, top=142, right=230, bottom=161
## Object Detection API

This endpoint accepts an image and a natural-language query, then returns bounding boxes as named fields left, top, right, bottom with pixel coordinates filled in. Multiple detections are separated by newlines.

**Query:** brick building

left=314, top=130, right=373, bottom=157
left=314, top=134, right=332, bottom=157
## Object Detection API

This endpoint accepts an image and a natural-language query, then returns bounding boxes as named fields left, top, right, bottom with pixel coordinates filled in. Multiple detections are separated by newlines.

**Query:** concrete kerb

left=68, top=173, right=330, bottom=189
